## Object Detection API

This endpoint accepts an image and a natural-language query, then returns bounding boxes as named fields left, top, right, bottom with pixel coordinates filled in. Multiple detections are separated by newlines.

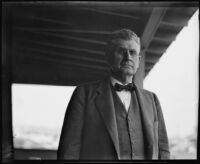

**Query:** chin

left=121, top=69, right=135, bottom=76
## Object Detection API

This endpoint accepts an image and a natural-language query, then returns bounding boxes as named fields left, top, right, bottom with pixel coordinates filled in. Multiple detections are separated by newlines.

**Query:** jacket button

left=131, top=140, right=135, bottom=144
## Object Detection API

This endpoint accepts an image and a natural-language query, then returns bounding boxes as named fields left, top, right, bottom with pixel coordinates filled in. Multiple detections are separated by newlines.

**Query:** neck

left=111, top=72, right=133, bottom=85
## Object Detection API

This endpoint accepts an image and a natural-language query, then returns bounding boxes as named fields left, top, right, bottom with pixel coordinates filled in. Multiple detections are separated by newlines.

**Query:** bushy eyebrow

left=117, top=47, right=137, bottom=53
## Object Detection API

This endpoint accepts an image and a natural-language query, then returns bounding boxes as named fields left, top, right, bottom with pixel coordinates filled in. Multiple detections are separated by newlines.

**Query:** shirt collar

left=110, top=76, right=131, bottom=87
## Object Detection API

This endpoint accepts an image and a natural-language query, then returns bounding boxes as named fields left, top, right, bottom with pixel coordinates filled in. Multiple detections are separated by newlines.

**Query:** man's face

left=108, top=39, right=141, bottom=76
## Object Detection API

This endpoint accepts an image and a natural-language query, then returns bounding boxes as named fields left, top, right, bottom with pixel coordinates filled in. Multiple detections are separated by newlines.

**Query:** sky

left=12, top=10, right=199, bottom=139
left=144, top=10, right=199, bottom=138
left=12, top=84, right=75, bottom=129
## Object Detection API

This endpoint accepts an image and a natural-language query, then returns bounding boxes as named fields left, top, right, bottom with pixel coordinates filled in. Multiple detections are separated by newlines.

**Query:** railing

left=14, top=148, right=57, bottom=160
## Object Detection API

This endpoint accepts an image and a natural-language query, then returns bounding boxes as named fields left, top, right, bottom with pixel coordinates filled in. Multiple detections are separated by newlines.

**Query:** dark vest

left=111, top=86, right=146, bottom=160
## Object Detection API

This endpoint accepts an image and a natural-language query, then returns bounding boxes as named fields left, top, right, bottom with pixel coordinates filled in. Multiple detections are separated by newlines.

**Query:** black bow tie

left=114, top=83, right=135, bottom=92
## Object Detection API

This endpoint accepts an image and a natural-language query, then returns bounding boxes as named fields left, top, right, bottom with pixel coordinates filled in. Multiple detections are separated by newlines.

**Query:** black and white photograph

left=2, top=1, right=199, bottom=162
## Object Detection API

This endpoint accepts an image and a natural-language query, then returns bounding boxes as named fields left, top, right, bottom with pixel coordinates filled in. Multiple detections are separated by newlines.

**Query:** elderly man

left=57, top=29, right=170, bottom=160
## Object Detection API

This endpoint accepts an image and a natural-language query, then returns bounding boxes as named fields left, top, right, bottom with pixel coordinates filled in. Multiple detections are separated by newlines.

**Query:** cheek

left=134, top=59, right=140, bottom=69
left=111, top=54, right=122, bottom=65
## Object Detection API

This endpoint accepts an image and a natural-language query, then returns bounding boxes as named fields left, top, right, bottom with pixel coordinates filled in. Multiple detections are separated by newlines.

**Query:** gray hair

left=106, top=29, right=141, bottom=56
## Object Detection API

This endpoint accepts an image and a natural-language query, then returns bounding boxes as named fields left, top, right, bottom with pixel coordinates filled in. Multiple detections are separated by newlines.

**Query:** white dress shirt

left=110, top=77, right=132, bottom=112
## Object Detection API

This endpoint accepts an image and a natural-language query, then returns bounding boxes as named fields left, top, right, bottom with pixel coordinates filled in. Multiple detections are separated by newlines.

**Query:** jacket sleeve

left=153, top=93, right=170, bottom=159
left=57, top=86, right=85, bottom=160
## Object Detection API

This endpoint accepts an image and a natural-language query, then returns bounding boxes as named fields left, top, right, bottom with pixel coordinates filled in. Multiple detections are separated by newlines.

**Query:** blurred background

left=144, top=9, right=199, bottom=159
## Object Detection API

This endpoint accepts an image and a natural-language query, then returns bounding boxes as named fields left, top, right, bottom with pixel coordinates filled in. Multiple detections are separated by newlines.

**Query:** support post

left=135, top=51, right=145, bottom=88
left=2, top=3, right=14, bottom=162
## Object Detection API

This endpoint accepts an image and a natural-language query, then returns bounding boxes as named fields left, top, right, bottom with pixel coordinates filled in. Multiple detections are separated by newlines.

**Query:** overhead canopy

left=6, top=2, right=198, bottom=86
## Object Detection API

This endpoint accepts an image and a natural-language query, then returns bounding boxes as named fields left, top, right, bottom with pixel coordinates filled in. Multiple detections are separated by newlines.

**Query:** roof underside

left=7, top=2, right=198, bottom=86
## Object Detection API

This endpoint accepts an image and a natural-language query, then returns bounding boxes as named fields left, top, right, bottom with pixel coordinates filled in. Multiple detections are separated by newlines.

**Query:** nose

left=124, top=50, right=132, bottom=60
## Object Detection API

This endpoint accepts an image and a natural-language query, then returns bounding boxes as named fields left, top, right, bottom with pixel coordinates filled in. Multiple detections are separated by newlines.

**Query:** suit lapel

left=95, top=78, right=120, bottom=159
left=134, top=83, right=154, bottom=159
left=94, top=79, right=154, bottom=159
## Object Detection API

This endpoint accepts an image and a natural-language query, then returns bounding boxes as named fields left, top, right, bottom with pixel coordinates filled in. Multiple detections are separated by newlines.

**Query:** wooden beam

left=6, top=1, right=175, bottom=8
left=14, top=50, right=109, bottom=72
left=13, top=38, right=105, bottom=56
left=14, top=27, right=111, bottom=42
left=141, top=7, right=167, bottom=51
left=12, top=73, right=108, bottom=86
left=145, top=56, right=159, bottom=64
left=145, top=50, right=162, bottom=56
left=15, top=27, right=111, bottom=34
left=12, top=62, right=109, bottom=86
left=47, top=32, right=107, bottom=45
left=14, top=24, right=139, bottom=35
left=15, top=46, right=107, bottom=65
left=145, top=49, right=163, bottom=56
left=13, top=41, right=106, bottom=64
left=145, top=63, right=154, bottom=70
left=149, top=41, right=170, bottom=54
left=147, top=44, right=167, bottom=54
left=12, top=54, right=109, bottom=86
left=12, top=4, right=143, bottom=34
left=13, top=60, right=107, bottom=79
left=25, top=15, right=74, bottom=26
left=18, top=28, right=107, bottom=45
left=154, top=25, right=179, bottom=38
left=14, top=29, right=106, bottom=52
left=162, top=8, right=197, bottom=26
left=153, top=36, right=176, bottom=43
left=145, top=70, right=150, bottom=77
left=80, top=7, right=141, bottom=20
left=13, top=11, right=141, bottom=34
left=161, top=20, right=187, bottom=27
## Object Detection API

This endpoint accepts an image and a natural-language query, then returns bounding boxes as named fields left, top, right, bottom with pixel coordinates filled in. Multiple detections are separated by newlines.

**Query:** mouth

left=121, top=63, right=133, bottom=68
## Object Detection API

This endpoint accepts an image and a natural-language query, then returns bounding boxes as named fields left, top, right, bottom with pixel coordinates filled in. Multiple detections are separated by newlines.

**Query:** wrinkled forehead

left=113, top=39, right=138, bottom=46
left=111, top=39, right=141, bottom=52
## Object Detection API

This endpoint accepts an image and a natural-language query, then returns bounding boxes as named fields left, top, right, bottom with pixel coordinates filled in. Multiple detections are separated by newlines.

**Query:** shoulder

left=137, top=87, right=158, bottom=101
left=136, top=86, right=154, bottom=95
left=76, top=79, right=103, bottom=91
left=139, top=88, right=162, bottom=111
left=73, top=79, right=105, bottom=98
left=139, top=88, right=155, bottom=96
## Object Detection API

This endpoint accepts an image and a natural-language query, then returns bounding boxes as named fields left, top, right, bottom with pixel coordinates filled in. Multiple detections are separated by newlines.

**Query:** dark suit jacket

left=57, top=77, right=170, bottom=160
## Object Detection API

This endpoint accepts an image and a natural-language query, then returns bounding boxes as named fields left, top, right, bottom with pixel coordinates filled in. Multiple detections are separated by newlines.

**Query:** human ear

left=139, top=55, right=142, bottom=62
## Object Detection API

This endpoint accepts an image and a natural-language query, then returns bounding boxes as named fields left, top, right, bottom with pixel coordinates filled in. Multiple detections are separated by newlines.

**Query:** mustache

left=121, top=60, right=134, bottom=65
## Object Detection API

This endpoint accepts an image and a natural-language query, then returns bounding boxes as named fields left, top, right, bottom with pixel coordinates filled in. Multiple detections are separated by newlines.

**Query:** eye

left=118, top=48, right=126, bottom=54
left=129, top=50, right=137, bottom=56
